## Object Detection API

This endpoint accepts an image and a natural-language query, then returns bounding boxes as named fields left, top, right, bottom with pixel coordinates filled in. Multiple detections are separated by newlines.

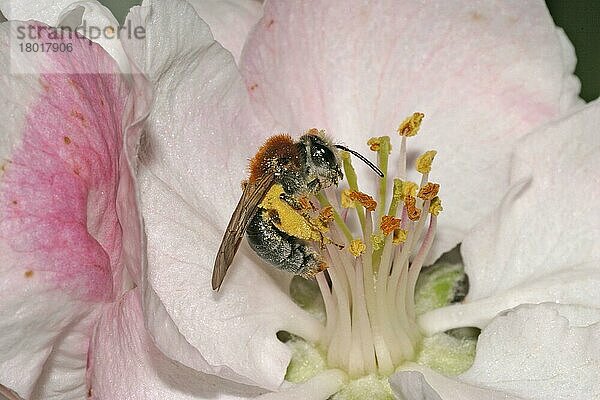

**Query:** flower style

left=0, top=0, right=598, bottom=399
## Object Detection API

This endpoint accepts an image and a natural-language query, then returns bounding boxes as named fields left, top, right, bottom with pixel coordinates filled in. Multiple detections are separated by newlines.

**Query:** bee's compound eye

left=311, top=144, right=337, bottom=167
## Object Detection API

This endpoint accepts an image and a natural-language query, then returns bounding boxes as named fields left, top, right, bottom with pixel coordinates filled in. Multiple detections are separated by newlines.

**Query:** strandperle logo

left=15, top=19, right=146, bottom=42
left=7, top=9, right=149, bottom=75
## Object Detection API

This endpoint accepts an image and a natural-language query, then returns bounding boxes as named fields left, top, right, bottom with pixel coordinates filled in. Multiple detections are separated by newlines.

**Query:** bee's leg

left=279, top=192, right=303, bottom=210
left=246, top=211, right=324, bottom=276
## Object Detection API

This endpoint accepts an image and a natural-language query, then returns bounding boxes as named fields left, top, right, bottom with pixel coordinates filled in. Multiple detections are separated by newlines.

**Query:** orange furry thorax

left=248, top=134, right=301, bottom=183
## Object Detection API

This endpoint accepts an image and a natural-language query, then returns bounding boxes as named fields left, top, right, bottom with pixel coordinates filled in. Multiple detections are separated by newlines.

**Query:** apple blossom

left=122, top=0, right=596, bottom=398
left=1, top=0, right=598, bottom=399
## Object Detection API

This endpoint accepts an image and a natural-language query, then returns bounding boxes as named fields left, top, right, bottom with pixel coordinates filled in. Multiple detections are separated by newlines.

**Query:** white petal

left=459, top=303, right=600, bottom=400
left=138, top=173, right=322, bottom=389
left=0, top=286, right=91, bottom=399
left=391, top=366, right=524, bottom=400
left=29, top=312, right=100, bottom=400
left=0, top=0, right=79, bottom=23
left=240, top=0, right=580, bottom=263
left=464, top=100, right=600, bottom=299
left=187, top=0, right=262, bottom=62
left=427, top=100, right=600, bottom=331
left=0, top=385, right=24, bottom=400
left=257, top=370, right=347, bottom=400
left=398, top=303, right=600, bottom=399
left=55, top=1, right=131, bottom=73
left=419, top=262, right=600, bottom=335
left=122, top=0, right=321, bottom=390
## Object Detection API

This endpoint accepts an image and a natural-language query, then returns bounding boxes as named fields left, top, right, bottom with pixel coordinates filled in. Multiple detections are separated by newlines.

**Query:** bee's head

left=299, top=130, right=343, bottom=193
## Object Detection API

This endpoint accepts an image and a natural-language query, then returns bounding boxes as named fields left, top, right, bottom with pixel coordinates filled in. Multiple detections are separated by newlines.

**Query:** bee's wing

left=212, top=173, right=275, bottom=290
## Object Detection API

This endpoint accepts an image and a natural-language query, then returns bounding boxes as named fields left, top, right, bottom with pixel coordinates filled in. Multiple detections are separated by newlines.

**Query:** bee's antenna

left=334, top=144, right=384, bottom=178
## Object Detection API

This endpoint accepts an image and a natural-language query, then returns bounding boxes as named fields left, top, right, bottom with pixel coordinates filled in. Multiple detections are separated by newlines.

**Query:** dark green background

left=545, top=0, right=599, bottom=101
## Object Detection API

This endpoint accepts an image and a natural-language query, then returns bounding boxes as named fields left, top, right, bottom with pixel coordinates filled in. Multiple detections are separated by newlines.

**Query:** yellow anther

left=367, top=136, right=391, bottom=153
left=418, top=182, right=440, bottom=201
left=393, top=229, right=408, bottom=244
left=380, top=215, right=401, bottom=236
left=304, top=260, right=329, bottom=278
left=341, top=189, right=356, bottom=208
left=319, top=206, right=335, bottom=223
left=348, top=190, right=377, bottom=212
left=416, top=150, right=437, bottom=174
left=371, top=233, right=385, bottom=251
left=297, top=196, right=316, bottom=212
left=429, top=196, right=443, bottom=216
left=404, top=195, right=422, bottom=221
left=401, top=181, right=418, bottom=200
left=349, top=239, right=366, bottom=257
left=367, top=137, right=381, bottom=151
left=340, top=150, right=351, bottom=161
left=397, top=112, right=425, bottom=137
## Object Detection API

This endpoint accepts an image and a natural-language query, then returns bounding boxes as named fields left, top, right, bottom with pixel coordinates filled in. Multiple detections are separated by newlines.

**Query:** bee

left=212, top=129, right=383, bottom=290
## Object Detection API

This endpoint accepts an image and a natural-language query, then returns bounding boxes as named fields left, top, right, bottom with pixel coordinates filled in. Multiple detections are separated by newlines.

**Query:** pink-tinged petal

left=88, top=289, right=269, bottom=400
left=0, top=0, right=129, bottom=71
left=417, top=100, right=600, bottom=333
left=0, top=21, right=148, bottom=398
left=240, top=0, right=581, bottom=264
left=391, top=367, right=524, bottom=400
left=2, top=26, right=125, bottom=300
left=187, top=0, right=262, bottom=62
left=459, top=303, right=600, bottom=399
left=122, top=0, right=321, bottom=390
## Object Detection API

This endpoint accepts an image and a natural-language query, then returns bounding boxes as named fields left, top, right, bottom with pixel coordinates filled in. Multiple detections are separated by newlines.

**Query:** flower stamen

left=380, top=215, right=401, bottom=236
left=418, top=182, right=440, bottom=201
left=347, top=190, right=377, bottom=212
left=404, top=196, right=422, bottom=221
left=306, top=113, right=442, bottom=381
left=397, top=112, right=425, bottom=137
left=349, top=239, right=366, bottom=257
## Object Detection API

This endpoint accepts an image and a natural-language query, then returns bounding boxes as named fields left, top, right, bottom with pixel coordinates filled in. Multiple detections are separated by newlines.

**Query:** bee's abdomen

left=246, top=211, right=322, bottom=276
